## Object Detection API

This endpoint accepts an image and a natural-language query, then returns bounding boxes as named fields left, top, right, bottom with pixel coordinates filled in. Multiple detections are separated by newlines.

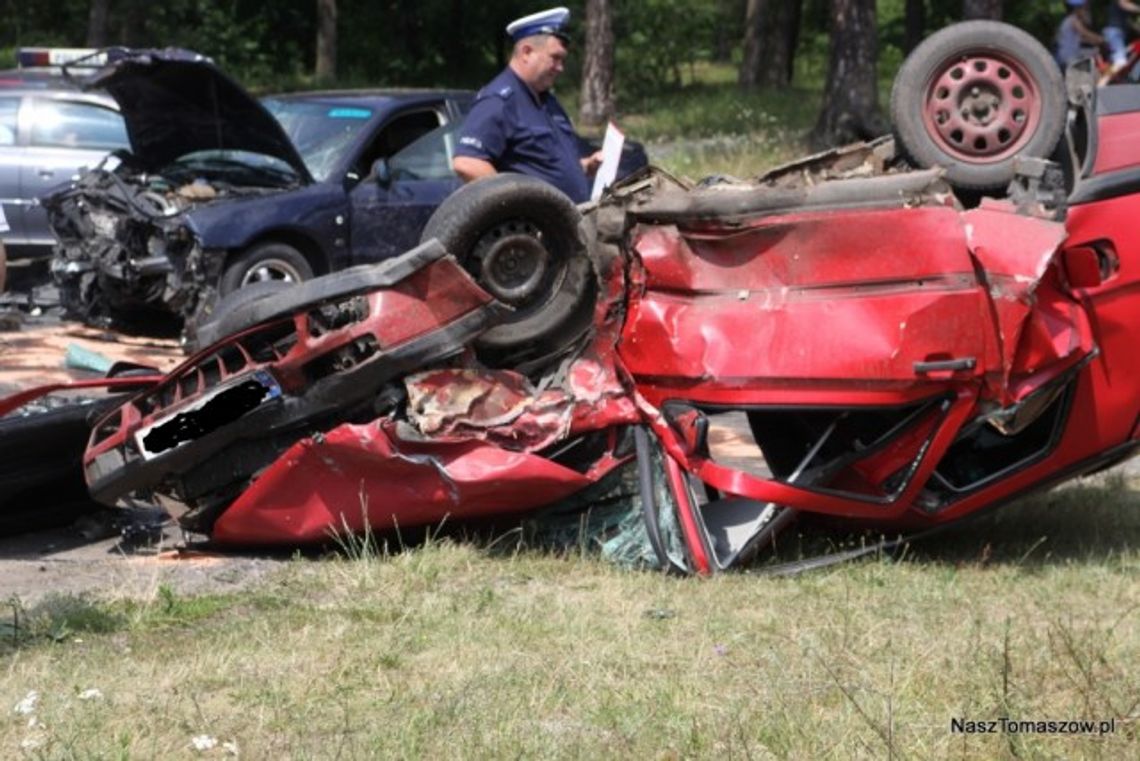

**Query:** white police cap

left=506, top=7, right=571, bottom=42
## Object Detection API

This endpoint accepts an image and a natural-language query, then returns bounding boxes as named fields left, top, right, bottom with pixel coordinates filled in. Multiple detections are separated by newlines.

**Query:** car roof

left=264, top=88, right=472, bottom=109
left=0, top=68, right=118, bottom=104
left=0, top=76, right=119, bottom=109
left=1, top=47, right=120, bottom=95
left=0, top=68, right=83, bottom=90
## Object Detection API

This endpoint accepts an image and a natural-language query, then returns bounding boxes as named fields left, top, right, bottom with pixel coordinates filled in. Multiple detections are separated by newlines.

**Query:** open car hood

left=81, top=48, right=312, bottom=183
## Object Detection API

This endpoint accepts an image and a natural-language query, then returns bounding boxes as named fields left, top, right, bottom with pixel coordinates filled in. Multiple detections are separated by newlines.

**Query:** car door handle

left=914, top=357, right=976, bottom=375
left=37, top=168, right=55, bottom=179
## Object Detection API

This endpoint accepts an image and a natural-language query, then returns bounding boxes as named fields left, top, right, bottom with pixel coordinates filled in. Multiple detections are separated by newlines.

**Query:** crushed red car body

left=6, top=34, right=1140, bottom=573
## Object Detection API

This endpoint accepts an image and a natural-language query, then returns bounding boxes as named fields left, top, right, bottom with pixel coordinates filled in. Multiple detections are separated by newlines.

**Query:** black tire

left=0, top=241, right=7, bottom=293
left=420, top=174, right=595, bottom=364
left=0, top=397, right=121, bottom=536
left=185, top=279, right=294, bottom=352
left=219, top=242, right=314, bottom=296
left=890, top=21, right=1065, bottom=192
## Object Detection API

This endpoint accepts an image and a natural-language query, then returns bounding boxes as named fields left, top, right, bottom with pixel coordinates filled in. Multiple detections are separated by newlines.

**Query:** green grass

left=1, top=478, right=1137, bottom=759
left=565, top=57, right=910, bottom=181
left=565, top=61, right=823, bottom=180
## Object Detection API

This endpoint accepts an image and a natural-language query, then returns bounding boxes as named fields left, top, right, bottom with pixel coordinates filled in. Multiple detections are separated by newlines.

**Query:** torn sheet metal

left=209, top=420, right=605, bottom=544
left=405, top=347, right=639, bottom=452
left=406, top=367, right=575, bottom=451
left=962, top=201, right=1091, bottom=401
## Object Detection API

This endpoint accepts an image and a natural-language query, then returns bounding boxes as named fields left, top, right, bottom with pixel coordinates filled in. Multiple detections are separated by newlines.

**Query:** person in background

left=453, top=7, right=602, bottom=203
left=1104, top=0, right=1140, bottom=70
left=1056, top=0, right=1105, bottom=69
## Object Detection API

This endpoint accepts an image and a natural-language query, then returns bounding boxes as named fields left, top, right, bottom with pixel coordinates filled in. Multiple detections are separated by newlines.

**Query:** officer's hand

left=581, top=150, right=603, bottom=176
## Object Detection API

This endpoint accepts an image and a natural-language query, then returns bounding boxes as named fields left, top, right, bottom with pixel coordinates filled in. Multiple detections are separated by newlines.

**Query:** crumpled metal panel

left=622, top=206, right=1002, bottom=386
left=634, top=206, right=974, bottom=292
left=402, top=355, right=641, bottom=452
left=210, top=420, right=600, bottom=544
left=407, top=367, right=575, bottom=451
left=962, top=201, right=1090, bottom=401
left=207, top=222, right=642, bottom=544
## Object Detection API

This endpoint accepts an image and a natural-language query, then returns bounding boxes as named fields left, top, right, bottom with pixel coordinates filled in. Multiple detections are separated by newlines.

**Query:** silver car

left=0, top=59, right=128, bottom=260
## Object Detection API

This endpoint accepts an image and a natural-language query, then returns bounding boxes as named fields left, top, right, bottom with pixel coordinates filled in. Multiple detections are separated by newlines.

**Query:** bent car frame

left=6, top=22, right=1140, bottom=572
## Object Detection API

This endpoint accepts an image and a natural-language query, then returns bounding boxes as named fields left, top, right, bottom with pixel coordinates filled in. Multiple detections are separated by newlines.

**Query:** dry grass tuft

left=0, top=476, right=1137, bottom=758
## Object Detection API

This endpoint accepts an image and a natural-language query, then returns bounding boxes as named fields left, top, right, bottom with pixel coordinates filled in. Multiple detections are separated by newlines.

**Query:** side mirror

left=372, top=158, right=391, bottom=187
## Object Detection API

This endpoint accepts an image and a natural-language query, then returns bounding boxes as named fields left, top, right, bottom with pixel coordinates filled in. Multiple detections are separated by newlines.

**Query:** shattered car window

left=263, top=98, right=374, bottom=182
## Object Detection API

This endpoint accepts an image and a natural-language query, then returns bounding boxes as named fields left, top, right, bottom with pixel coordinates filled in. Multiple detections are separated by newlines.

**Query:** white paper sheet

left=590, top=121, right=625, bottom=201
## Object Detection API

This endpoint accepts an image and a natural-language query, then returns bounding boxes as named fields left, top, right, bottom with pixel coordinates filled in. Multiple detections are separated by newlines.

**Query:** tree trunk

left=904, top=0, right=925, bottom=54
left=118, top=0, right=148, bottom=47
left=783, top=1, right=803, bottom=85
left=86, top=0, right=110, bottom=47
left=711, top=1, right=733, bottom=62
left=810, top=0, right=884, bottom=148
left=316, top=0, right=337, bottom=82
left=962, top=0, right=1001, bottom=20
left=445, top=0, right=470, bottom=80
left=757, top=1, right=802, bottom=88
left=738, top=0, right=770, bottom=89
left=579, top=0, right=616, bottom=128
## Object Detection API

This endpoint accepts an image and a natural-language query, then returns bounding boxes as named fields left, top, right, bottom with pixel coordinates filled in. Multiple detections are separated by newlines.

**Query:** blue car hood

left=81, top=48, right=312, bottom=183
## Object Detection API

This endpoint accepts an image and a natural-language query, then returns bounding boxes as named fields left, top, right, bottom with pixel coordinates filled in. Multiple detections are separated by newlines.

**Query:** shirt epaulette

left=474, top=85, right=513, bottom=102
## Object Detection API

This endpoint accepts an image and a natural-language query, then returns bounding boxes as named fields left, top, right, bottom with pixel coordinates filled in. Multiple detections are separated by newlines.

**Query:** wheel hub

left=241, top=258, right=304, bottom=286
left=471, top=220, right=551, bottom=306
left=923, top=53, right=1040, bottom=161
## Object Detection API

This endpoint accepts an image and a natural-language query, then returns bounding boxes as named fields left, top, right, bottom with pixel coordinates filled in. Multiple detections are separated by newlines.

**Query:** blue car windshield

left=263, top=98, right=374, bottom=182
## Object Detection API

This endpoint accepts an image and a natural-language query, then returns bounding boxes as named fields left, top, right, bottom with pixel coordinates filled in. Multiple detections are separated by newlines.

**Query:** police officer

left=453, top=7, right=602, bottom=203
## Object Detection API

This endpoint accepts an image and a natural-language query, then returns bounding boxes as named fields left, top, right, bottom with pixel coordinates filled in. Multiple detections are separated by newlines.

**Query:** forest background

left=0, top=1, right=1074, bottom=161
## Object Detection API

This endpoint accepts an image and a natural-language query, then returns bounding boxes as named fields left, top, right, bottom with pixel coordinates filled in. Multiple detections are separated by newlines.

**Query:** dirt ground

left=0, top=313, right=183, bottom=395
left=0, top=309, right=289, bottom=605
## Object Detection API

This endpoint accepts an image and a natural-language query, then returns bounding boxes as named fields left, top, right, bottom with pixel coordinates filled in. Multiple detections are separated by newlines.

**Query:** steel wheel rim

left=470, top=219, right=560, bottom=308
left=921, top=51, right=1042, bottom=163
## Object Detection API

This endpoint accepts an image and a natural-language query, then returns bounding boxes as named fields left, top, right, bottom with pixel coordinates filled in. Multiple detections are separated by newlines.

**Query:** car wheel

left=219, top=242, right=314, bottom=296
left=420, top=174, right=595, bottom=365
left=890, top=20, right=1066, bottom=192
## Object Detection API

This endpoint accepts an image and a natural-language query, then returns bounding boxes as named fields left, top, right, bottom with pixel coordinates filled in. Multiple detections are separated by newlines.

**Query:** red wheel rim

left=920, top=52, right=1042, bottom=163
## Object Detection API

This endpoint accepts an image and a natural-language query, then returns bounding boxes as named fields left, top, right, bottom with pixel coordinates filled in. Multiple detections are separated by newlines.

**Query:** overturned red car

left=10, top=23, right=1140, bottom=573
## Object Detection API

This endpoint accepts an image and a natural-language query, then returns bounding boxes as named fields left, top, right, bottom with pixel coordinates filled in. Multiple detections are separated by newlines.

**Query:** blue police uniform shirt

left=456, top=67, right=590, bottom=203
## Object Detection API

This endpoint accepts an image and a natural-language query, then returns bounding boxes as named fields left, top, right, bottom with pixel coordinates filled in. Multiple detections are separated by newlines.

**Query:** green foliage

left=0, top=1, right=1081, bottom=99
left=612, top=0, right=721, bottom=97
left=334, top=0, right=525, bottom=87
left=137, top=0, right=308, bottom=88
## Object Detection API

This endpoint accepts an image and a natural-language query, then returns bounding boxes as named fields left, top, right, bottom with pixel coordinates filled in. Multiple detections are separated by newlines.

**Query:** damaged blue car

left=43, top=48, right=473, bottom=327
